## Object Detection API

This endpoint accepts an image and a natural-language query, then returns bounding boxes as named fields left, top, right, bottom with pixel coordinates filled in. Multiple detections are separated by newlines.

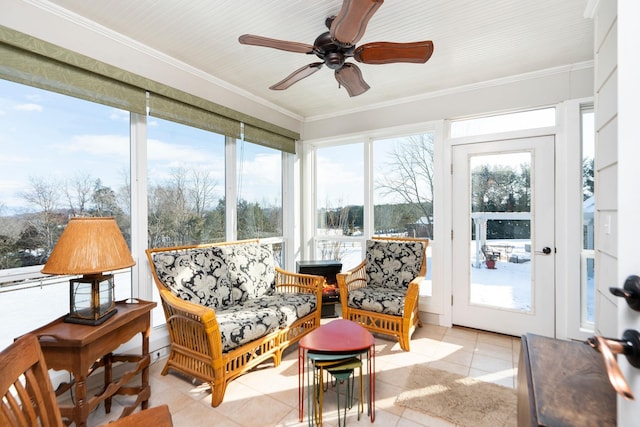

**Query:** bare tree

left=63, top=173, right=93, bottom=216
left=318, top=197, right=353, bottom=260
left=376, top=134, right=435, bottom=228
left=190, top=168, right=216, bottom=216
left=117, top=166, right=131, bottom=216
left=20, top=176, right=61, bottom=257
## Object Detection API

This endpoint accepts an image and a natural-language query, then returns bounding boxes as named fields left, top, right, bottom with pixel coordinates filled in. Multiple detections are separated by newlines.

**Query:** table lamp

left=41, top=217, right=135, bottom=325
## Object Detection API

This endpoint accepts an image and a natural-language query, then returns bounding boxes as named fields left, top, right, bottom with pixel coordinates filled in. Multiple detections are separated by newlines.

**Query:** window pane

left=581, top=108, right=595, bottom=326
left=237, top=140, right=282, bottom=240
left=315, top=240, right=363, bottom=272
left=147, top=118, right=225, bottom=247
left=373, top=133, right=435, bottom=295
left=0, top=79, right=131, bottom=348
left=451, top=107, right=556, bottom=138
left=316, top=143, right=364, bottom=265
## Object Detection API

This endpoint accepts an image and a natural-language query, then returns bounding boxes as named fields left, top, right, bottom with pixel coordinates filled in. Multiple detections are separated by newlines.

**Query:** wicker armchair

left=0, top=334, right=172, bottom=427
left=337, top=237, right=428, bottom=351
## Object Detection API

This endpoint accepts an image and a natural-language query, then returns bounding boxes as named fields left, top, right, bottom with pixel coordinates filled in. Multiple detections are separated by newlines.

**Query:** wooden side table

left=25, top=299, right=157, bottom=427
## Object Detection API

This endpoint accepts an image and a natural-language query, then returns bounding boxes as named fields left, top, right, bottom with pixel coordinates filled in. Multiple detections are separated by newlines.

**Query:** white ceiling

left=43, top=0, right=594, bottom=120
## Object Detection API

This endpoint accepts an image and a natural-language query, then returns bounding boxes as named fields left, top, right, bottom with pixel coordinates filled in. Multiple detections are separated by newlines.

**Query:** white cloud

left=146, top=139, right=225, bottom=185
left=14, top=103, right=43, bottom=112
left=56, top=134, right=130, bottom=157
left=147, top=138, right=219, bottom=164
left=109, top=109, right=130, bottom=122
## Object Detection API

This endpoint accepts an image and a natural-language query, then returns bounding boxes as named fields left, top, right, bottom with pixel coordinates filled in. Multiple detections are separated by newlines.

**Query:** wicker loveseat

left=146, top=239, right=323, bottom=407
left=337, top=237, right=428, bottom=351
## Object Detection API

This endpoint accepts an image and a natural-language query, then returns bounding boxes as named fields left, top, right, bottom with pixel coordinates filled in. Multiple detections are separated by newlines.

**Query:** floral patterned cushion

left=365, top=240, right=425, bottom=290
left=240, top=293, right=317, bottom=328
left=347, top=284, right=406, bottom=316
left=151, top=246, right=233, bottom=309
left=221, top=243, right=276, bottom=302
left=215, top=305, right=281, bottom=352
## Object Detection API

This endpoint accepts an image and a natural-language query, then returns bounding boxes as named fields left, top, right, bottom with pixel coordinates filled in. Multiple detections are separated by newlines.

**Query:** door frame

left=450, top=136, right=555, bottom=337
left=439, top=104, right=589, bottom=341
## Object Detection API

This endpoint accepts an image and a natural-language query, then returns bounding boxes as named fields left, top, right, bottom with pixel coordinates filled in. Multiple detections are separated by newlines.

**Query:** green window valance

left=0, top=37, right=146, bottom=114
left=0, top=25, right=298, bottom=153
left=149, top=94, right=241, bottom=139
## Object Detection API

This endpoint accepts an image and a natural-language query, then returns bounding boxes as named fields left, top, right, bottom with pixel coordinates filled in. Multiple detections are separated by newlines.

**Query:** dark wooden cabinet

left=297, top=260, right=342, bottom=318
left=518, top=333, right=616, bottom=427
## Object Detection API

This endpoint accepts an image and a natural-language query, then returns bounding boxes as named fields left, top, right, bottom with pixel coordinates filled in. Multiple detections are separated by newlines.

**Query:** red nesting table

left=298, top=319, right=375, bottom=424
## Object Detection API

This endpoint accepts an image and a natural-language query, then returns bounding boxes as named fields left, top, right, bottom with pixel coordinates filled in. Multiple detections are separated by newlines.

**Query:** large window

left=0, top=79, right=132, bottom=348
left=237, top=140, right=283, bottom=241
left=147, top=118, right=226, bottom=248
left=373, top=133, right=435, bottom=295
left=313, top=135, right=436, bottom=292
left=0, top=76, right=290, bottom=342
left=315, top=143, right=364, bottom=270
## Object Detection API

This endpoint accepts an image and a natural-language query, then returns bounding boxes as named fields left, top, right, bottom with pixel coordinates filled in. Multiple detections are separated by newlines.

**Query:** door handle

left=535, top=246, right=552, bottom=255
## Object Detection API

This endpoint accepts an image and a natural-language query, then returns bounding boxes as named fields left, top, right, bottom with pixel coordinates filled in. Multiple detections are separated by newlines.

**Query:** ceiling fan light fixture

left=325, top=52, right=345, bottom=70
left=238, top=0, right=433, bottom=96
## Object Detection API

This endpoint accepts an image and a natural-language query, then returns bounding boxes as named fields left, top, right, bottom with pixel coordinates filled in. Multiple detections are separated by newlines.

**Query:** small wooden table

left=26, top=299, right=156, bottom=427
left=298, top=319, right=375, bottom=424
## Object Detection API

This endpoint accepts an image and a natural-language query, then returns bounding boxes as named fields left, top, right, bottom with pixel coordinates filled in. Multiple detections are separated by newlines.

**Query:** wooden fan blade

left=330, top=0, right=384, bottom=46
left=239, top=34, right=314, bottom=54
left=354, top=41, right=434, bottom=64
left=270, top=63, right=324, bottom=90
left=334, top=63, right=370, bottom=97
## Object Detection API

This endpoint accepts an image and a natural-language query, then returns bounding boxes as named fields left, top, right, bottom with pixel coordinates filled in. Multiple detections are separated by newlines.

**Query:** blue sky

left=0, top=79, right=281, bottom=214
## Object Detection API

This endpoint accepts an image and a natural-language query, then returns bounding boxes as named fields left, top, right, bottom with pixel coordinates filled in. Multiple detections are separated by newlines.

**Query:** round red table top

left=299, top=319, right=374, bottom=353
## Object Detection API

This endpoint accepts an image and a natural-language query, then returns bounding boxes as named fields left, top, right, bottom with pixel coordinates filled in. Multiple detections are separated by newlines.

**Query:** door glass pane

left=469, top=152, right=532, bottom=312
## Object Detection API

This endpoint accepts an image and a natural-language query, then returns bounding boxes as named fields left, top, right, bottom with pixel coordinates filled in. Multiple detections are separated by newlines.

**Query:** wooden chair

left=337, top=237, right=428, bottom=351
left=0, top=334, right=172, bottom=427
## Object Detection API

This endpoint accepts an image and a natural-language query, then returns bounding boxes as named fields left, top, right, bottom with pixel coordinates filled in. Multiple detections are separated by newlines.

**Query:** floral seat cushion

left=347, top=284, right=406, bottom=316
left=365, top=239, right=425, bottom=290
left=151, top=246, right=233, bottom=309
left=221, top=243, right=277, bottom=302
left=215, top=305, right=281, bottom=353
left=240, top=293, right=318, bottom=328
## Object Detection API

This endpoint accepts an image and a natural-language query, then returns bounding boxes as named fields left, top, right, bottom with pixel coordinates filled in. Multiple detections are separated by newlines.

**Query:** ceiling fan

left=238, top=0, right=434, bottom=97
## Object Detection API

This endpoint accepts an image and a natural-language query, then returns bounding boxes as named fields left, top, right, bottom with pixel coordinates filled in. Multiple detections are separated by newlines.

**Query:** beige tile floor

left=88, top=322, right=521, bottom=427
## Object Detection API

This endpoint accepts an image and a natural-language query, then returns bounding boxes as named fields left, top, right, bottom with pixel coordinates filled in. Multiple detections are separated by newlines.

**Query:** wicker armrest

left=337, top=259, right=367, bottom=289
left=158, top=288, right=223, bottom=360
left=403, top=278, right=423, bottom=318
left=275, top=267, right=324, bottom=296
left=337, top=259, right=367, bottom=309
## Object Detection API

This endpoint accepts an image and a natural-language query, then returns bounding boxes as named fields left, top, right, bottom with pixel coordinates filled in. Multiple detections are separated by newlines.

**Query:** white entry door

left=451, top=136, right=555, bottom=337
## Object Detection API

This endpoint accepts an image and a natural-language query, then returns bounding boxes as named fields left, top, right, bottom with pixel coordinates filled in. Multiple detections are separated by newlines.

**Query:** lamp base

left=64, top=308, right=118, bottom=326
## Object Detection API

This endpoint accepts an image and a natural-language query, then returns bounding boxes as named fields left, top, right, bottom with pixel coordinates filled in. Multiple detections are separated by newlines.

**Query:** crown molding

left=304, top=60, right=594, bottom=122
left=24, top=0, right=304, bottom=122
